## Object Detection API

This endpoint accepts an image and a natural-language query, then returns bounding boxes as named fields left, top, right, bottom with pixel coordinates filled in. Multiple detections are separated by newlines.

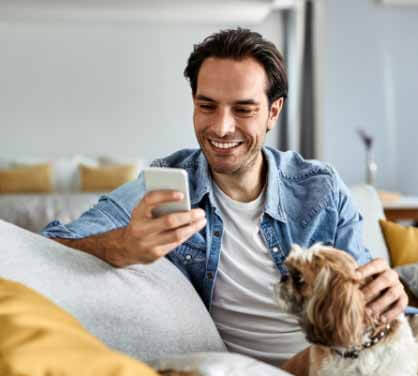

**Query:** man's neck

left=211, top=153, right=266, bottom=203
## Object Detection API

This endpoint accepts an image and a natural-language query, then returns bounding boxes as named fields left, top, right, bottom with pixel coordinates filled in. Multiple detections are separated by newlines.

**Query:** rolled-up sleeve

left=42, top=172, right=146, bottom=239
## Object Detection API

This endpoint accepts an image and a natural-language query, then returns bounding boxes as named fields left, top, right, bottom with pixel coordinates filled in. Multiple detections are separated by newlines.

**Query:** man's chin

left=210, top=164, right=239, bottom=175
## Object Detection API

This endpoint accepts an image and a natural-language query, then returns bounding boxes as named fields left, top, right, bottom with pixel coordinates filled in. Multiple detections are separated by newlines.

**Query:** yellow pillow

left=79, top=164, right=138, bottom=192
left=0, top=278, right=158, bottom=376
left=379, top=219, right=418, bottom=266
left=0, top=164, right=52, bottom=193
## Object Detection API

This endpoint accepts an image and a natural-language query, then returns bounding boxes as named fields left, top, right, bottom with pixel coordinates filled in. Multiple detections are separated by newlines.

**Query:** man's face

left=193, top=57, right=282, bottom=177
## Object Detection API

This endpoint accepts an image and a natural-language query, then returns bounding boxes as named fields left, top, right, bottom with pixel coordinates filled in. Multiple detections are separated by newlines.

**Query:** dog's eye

left=290, top=271, right=304, bottom=288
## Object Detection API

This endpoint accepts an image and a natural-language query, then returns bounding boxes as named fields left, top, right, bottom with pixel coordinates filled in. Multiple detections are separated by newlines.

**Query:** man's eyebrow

left=195, top=95, right=259, bottom=106
left=234, top=99, right=259, bottom=106
left=195, top=95, right=215, bottom=102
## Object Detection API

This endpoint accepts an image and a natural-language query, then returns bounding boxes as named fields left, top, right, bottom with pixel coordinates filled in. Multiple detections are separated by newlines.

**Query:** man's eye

left=234, top=107, right=255, bottom=117
left=290, top=271, right=304, bottom=287
left=199, top=104, right=215, bottom=111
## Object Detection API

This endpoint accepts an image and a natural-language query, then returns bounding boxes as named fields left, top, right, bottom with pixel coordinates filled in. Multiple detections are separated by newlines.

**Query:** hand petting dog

left=356, top=258, right=408, bottom=324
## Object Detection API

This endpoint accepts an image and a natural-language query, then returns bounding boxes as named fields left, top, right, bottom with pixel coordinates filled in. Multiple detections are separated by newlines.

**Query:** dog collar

left=332, top=324, right=391, bottom=359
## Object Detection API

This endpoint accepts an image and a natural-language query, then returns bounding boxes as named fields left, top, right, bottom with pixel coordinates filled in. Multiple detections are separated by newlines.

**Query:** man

left=43, top=28, right=407, bottom=366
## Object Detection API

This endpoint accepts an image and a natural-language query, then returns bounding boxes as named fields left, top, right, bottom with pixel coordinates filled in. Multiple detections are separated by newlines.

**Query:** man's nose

left=213, top=108, right=235, bottom=137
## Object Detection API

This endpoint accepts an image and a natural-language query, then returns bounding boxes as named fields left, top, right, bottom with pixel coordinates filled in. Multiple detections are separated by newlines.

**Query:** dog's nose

left=280, top=274, right=289, bottom=283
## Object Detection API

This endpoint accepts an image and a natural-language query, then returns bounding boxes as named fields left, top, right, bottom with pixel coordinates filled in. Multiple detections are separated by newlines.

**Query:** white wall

left=320, top=0, right=418, bottom=195
left=0, top=8, right=283, bottom=163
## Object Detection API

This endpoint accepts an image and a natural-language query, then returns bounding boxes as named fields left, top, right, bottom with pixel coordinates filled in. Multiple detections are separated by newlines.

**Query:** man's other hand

left=356, top=258, right=408, bottom=323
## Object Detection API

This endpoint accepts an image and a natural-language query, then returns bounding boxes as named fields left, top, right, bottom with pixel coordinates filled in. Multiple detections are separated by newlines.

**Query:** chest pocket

left=176, top=230, right=206, bottom=266
left=178, top=244, right=206, bottom=263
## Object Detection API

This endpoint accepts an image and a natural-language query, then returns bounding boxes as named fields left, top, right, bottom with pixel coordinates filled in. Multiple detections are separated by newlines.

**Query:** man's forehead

left=195, top=57, right=268, bottom=102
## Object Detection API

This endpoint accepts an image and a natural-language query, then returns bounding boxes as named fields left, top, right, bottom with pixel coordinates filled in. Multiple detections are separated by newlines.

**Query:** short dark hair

left=184, top=28, right=288, bottom=107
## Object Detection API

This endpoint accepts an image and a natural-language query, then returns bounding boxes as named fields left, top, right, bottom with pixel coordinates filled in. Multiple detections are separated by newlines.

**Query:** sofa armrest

left=349, top=185, right=390, bottom=263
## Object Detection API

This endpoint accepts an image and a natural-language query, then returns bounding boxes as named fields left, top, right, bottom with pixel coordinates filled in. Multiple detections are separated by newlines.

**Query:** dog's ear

left=304, top=267, right=365, bottom=347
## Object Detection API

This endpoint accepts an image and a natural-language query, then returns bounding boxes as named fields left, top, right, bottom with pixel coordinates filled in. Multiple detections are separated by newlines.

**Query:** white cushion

left=0, top=158, right=10, bottom=169
left=51, top=155, right=98, bottom=192
left=349, top=185, right=390, bottom=263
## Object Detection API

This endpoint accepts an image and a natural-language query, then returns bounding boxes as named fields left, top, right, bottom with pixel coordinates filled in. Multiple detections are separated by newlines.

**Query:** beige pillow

left=80, top=164, right=138, bottom=192
left=0, top=163, right=52, bottom=193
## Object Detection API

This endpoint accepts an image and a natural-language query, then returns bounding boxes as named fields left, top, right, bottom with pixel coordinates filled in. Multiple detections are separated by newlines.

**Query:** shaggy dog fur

left=274, top=244, right=418, bottom=376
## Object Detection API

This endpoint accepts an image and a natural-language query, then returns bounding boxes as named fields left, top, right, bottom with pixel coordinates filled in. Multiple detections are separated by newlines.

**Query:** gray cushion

left=150, top=352, right=291, bottom=375
left=0, top=219, right=226, bottom=361
left=396, top=263, right=418, bottom=297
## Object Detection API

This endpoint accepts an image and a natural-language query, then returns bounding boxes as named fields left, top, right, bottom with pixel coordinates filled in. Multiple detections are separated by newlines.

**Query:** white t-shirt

left=210, top=182, right=309, bottom=366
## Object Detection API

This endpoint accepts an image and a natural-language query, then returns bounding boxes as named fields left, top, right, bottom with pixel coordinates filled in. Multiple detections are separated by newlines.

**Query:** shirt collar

left=189, top=147, right=287, bottom=223
left=263, top=147, right=287, bottom=223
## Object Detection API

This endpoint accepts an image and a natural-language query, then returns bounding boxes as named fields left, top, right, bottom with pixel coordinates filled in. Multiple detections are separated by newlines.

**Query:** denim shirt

left=42, top=147, right=372, bottom=310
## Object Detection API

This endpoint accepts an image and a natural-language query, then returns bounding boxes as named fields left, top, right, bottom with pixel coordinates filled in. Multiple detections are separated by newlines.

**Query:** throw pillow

left=13, top=155, right=98, bottom=192
left=0, top=277, right=158, bottom=376
left=0, top=163, right=52, bottom=193
left=99, top=155, right=147, bottom=178
left=379, top=219, right=418, bottom=266
left=79, top=164, right=138, bottom=192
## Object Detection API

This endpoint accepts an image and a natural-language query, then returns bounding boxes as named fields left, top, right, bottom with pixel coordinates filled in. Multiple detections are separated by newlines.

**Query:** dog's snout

left=280, top=274, right=289, bottom=283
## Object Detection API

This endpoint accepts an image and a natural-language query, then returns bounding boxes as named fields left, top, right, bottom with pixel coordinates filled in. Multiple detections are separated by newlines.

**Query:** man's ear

left=267, top=97, right=284, bottom=131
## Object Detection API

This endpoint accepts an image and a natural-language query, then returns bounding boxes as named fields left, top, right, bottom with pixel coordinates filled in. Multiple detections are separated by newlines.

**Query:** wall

left=0, top=8, right=282, bottom=163
left=320, top=0, right=418, bottom=195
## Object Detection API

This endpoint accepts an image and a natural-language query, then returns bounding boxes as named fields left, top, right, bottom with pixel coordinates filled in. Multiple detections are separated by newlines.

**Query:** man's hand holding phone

left=120, top=168, right=206, bottom=265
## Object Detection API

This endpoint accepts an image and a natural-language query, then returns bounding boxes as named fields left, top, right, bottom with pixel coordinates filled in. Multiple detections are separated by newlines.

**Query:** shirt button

left=272, top=247, right=279, bottom=253
left=185, top=254, right=192, bottom=260
left=207, top=272, right=214, bottom=280
left=213, top=231, right=221, bottom=237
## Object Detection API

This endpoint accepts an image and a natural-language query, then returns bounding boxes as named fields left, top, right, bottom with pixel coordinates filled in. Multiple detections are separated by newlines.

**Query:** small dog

left=274, top=244, right=418, bottom=376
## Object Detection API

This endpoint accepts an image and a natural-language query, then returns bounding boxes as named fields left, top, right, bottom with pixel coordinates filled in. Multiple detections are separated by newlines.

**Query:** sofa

left=0, top=184, right=416, bottom=375
left=0, top=154, right=147, bottom=233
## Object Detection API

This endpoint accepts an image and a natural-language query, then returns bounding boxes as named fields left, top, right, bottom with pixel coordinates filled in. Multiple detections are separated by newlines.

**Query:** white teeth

left=210, top=140, right=240, bottom=149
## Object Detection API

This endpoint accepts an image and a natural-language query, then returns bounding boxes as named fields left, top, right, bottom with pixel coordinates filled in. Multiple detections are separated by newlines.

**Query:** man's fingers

left=380, top=293, right=409, bottom=323
left=134, top=190, right=184, bottom=218
left=366, top=285, right=402, bottom=316
left=358, top=259, right=409, bottom=320
left=142, top=218, right=206, bottom=249
left=356, top=257, right=388, bottom=279
left=361, top=269, right=397, bottom=302
left=140, top=217, right=207, bottom=256
left=130, top=208, right=205, bottom=238
left=155, top=209, right=206, bottom=229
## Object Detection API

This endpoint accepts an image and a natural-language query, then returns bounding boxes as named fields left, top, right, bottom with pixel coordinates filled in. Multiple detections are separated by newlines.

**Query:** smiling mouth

left=209, top=139, right=243, bottom=150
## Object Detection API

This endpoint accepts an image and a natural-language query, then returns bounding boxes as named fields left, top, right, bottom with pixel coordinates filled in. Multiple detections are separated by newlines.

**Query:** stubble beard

left=210, top=145, right=262, bottom=178
left=197, top=131, right=262, bottom=178
left=195, top=117, right=270, bottom=178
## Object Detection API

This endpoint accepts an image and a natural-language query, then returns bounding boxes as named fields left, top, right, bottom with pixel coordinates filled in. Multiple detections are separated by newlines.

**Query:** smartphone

left=144, top=167, right=191, bottom=217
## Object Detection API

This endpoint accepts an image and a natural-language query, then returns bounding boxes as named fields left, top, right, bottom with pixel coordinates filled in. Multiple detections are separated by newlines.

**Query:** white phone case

left=144, top=167, right=191, bottom=217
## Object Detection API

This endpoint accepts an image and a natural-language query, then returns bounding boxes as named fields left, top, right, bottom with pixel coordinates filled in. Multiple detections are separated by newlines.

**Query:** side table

left=383, top=196, right=418, bottom=222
